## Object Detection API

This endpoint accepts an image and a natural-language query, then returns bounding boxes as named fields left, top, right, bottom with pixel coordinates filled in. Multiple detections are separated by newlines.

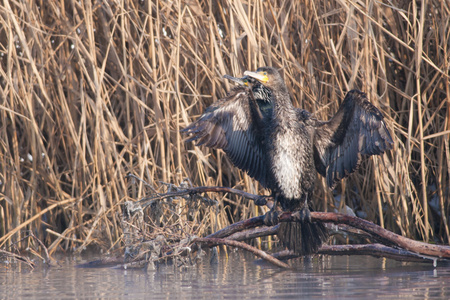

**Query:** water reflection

left=1, top=250, right=449, bottom=299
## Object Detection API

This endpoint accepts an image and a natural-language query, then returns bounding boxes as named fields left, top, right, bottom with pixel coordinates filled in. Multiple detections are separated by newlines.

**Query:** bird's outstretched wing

left=313, top=90, right=393, bottom=188
left=182, top=86, right=268, bottom=187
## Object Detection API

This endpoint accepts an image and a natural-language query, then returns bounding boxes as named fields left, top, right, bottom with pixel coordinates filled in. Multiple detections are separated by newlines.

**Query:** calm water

left=1, top=250, right=450, bottom=299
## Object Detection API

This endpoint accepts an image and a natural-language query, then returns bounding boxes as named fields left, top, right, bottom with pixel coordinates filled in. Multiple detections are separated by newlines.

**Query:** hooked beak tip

left=223, top=74, right=248, bottom=86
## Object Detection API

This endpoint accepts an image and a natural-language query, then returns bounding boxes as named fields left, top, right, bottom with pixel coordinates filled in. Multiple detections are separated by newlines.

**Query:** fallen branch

left=199, top=210, right=450, bottom=265
left=206, top=215, right=265, bottom=239
left=226, top=225, right=279, bottom=241
left=306, top=212, right=450, bottom=259
left=193, top=237, right=290, bottom=269
left=130, top=184, right=450, bottom=267
left=204, top=206, right=450, bottom=261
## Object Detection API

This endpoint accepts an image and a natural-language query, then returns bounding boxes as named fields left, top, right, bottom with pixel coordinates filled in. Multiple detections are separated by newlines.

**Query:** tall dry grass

left=0, top=0, right=448, bottom=253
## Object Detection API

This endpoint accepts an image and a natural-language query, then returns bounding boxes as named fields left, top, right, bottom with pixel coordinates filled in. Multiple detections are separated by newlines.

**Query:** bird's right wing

left=182, top=86, right=269, bottom=187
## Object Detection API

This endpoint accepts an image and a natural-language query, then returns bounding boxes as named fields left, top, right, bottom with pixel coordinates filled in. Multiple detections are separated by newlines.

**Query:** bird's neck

left=272, top=84, right=295, bottom=118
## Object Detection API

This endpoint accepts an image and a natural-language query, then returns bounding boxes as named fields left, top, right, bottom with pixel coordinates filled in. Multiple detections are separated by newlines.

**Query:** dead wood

left=142, top=185, right=450, bottom=260
left=126, top=186, right=450, bottom=269
left=308, top=212, right=450, bottom=259
left=193, top=237, right=290, bottom=269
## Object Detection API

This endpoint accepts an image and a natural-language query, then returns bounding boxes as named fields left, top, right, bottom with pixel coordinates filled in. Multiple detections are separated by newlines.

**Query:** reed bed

left=0, top=0, right=448, bottom=255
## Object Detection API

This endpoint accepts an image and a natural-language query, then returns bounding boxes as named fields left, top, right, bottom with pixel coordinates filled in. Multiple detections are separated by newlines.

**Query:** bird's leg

left=298, top=207, right=311, bottom=223
left=263, top=208, right=280, bottom=226
left=254, top=195, right=268, bottom=206
left=298, top=193, right=312, bottom=223
left=263, top=192, right=280, bottom=226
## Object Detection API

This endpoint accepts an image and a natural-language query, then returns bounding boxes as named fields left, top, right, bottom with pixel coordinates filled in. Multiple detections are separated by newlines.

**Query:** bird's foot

left=254, top=196, right=267, bottom=206
left=263, top=210, right=280, bottom=226
left=298, top=207, right=311, bottom=223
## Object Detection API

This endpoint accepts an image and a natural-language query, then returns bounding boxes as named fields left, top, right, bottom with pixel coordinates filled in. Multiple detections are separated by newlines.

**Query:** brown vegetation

left=0, top=0, right=449, bottom=257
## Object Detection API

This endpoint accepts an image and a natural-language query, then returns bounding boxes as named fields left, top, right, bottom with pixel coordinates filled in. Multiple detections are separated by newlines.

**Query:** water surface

left=1, top=250, right=449, bottom=299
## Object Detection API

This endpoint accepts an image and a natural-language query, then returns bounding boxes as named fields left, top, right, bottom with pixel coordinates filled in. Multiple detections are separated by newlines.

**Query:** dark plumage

left=183, top=67, right=393, bottom=255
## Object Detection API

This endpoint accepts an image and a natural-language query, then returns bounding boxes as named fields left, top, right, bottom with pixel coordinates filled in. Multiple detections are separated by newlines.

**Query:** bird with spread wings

left=183, top=67, right=393, bottom=255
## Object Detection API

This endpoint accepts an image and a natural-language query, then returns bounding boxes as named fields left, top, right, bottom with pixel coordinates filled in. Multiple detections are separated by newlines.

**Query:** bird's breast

left=270, top=127, right=309, bottom=200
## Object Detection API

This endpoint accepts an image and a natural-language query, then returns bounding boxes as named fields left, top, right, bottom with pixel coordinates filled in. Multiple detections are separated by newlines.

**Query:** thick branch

left=226, top=225, right=279, bottom=241
left=278, top=211, right=450, bottom=259
left=206, top=215, right=265, bottom=239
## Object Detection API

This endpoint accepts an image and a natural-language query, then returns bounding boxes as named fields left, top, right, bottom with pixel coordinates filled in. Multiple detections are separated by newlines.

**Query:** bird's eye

left=263, top=72, right=267, bottom=75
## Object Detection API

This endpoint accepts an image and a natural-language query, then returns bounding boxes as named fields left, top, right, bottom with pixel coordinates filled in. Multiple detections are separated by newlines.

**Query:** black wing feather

left=182, top=86, right=268, bottom=187
left=313, top=90, right=393, bottom=188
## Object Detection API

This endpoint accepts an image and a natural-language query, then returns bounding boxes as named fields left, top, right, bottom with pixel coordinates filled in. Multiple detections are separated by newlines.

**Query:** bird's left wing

left=182, top=86, right=269, bottom=187
left=313, top=90, right=393, bottom=188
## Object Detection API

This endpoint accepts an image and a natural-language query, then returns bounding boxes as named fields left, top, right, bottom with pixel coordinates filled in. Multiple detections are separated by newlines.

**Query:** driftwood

left=140, top=185, right=450, bottom=269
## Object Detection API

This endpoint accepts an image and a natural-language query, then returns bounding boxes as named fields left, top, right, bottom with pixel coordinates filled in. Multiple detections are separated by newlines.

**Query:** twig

left=0, top=249, right=35, bottom=269
left=138, top=186, right=273, bottom=209
left=193, top=237, right=291, bottom=269
left=29, top=231, right=52, bottom=265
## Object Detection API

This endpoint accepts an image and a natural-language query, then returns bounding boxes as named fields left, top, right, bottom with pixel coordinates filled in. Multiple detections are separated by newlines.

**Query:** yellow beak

left=243, top=71, right=269, bottom=83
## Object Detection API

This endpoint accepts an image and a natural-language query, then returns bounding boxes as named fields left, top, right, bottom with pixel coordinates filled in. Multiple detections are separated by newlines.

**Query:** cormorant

left=183, top=67, right=393, bottom=255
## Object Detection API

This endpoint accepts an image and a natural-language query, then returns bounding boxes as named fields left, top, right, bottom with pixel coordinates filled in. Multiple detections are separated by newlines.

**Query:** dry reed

left=0, top=0, right=449, bottom=254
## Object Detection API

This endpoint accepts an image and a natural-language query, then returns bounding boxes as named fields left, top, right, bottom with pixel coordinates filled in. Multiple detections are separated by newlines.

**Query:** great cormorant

left=183, top=67, right=393, bottom=255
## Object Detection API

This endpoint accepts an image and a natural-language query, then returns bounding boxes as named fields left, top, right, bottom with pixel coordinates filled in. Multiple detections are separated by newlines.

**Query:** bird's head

left=243, top=67, right=284, bottom=91
left=223, top=73, right=272, bottom=103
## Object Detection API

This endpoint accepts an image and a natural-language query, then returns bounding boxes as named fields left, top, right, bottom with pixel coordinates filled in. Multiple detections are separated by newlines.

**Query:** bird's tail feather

left=277, top=221, right=328, bottom=255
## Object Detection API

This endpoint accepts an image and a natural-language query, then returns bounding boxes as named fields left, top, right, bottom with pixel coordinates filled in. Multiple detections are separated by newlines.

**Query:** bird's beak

left=223, top=74, right=248, bottom=86
left=243, top=71, right=268, bottom=84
